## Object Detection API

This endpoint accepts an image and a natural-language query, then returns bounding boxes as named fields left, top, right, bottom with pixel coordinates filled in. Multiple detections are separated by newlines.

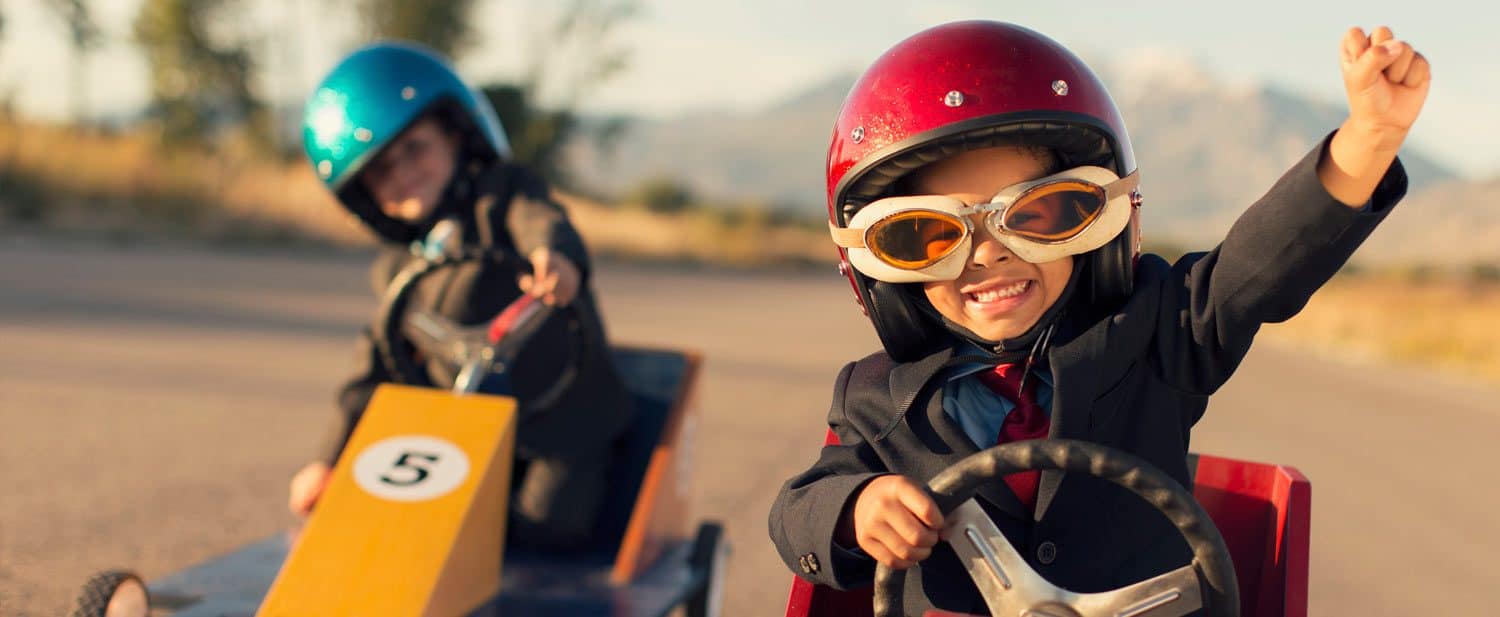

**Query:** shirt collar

left=942, top=340, right=1054, bottom=387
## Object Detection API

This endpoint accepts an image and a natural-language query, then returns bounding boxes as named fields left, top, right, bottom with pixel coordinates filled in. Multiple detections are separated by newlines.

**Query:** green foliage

left=1400, top=262, right=1437, bottom=284
left=1337, top=261, right=1366, bottom=279
left=481, top=83, right=625, bottom=185
left=487, top=0, right=636, bottom=186
left=630, top=177, right=695, bottom=214
left=352, top=0, right=636, bottom=187
left=520, top=0, right=637, bottom=104
left=44, top=0, right=102, bottom=49
left=483, top=84, right=573, bottom=182
left=133, top=0, right=268, bottom=150
left=1468, top=262, right=1500, bottom=284
left=357, top=0, right=476, bottom=58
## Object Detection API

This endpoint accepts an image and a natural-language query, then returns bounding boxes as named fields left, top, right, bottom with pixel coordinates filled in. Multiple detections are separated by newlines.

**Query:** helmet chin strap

left=915, top=258, right=1086, bottom=366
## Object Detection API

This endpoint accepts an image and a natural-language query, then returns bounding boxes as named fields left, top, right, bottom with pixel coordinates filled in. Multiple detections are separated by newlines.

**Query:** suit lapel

left=1034, top=318, right=1112, bottom=519
left=893, top=347, right=1034, bottom=520
left=918, top=394, right=1032, bottom=519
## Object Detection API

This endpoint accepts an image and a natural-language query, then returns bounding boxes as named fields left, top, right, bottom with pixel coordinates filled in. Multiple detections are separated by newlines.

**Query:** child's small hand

left=518, top=248, right=580, bottom=306
left=1321, top=26, right=1431, bottom=206
left=842, top=475, right=944, bottom=569
left=1339, top=26, right=1430, bottom=148
left=288, top=461, right=332, bottom=518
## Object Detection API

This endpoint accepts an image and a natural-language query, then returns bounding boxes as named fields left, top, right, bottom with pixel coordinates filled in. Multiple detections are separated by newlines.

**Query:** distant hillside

left=1362, top=175, right=1500, bottom=264
left=565, top=74, right=850, bottom=212
left=566, top=56, right=1489, bottom=264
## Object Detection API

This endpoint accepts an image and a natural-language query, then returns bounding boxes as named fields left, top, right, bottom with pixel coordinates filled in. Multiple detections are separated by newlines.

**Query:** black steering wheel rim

left=873, top=439, right=1239, bottom=617
left=372, top=249, right=585, bottom=414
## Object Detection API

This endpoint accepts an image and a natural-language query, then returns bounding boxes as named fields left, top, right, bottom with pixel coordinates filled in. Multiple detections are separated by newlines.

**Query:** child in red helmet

left=769, top=21, right=1427, bottom=615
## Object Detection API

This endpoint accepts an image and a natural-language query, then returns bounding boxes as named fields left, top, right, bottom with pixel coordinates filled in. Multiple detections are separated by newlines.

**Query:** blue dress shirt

left=939, top=346, right=1054, bottom=449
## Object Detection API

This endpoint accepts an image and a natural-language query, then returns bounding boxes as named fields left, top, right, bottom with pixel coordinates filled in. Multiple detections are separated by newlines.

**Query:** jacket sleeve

left=767, top=362, right=889, bottom=589
left=502, top=166, right=593, bottom=281
left=1151, top=131, right=1407, bottom=397
left=319, top=326, right=389, bottom=464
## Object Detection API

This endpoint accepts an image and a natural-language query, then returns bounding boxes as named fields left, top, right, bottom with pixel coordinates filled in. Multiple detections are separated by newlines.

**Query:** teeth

left=970, top=281, right=1029, bottom=302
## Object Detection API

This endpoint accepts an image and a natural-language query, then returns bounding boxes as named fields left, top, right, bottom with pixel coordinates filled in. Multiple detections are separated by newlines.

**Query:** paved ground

left=1, top=238, right=1496, bottom=615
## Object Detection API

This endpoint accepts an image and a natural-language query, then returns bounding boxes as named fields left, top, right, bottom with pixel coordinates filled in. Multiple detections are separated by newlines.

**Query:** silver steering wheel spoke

left=947, top=498, right=1203, bottom=617
left=944, top=499, right=1060, bottom=616
left=1069, top=562, right=1203, bottom=617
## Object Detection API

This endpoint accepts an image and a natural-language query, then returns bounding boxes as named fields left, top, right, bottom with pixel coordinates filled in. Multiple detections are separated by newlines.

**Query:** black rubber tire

left=684, top=521, right=728, bottom=617
left=70, top=570, right=149, bottom=617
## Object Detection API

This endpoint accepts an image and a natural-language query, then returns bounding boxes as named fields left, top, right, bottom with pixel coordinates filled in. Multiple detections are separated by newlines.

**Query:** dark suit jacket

left=768, top=137, right=1407, bottom=615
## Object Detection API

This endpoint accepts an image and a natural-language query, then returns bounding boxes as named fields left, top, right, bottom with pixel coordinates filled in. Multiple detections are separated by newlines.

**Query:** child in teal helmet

left=287, top=42, right=634, bottom=550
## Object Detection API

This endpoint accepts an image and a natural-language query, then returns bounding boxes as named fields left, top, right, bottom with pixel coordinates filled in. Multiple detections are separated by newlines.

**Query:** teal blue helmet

left=302, top=42, right=511, bottom=242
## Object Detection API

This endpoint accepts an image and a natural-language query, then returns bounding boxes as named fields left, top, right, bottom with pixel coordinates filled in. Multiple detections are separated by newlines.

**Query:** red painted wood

left=1191, top=454, right=1312, bottom=617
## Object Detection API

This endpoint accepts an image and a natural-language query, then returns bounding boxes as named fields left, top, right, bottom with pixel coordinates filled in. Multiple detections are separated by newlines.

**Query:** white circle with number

left=352, top=436, right=471, bottom=502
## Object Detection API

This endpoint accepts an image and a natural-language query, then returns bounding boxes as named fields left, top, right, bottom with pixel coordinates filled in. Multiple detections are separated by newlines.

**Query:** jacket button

left=798, top=555, right=811, bottom=573
left=1036, top=541, right=1057, bottom=565
left=805, top=553, right=821, bottom=574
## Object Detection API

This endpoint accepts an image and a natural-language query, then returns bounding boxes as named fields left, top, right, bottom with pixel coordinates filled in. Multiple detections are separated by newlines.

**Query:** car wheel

left=70, top=570, right=149, bottom=617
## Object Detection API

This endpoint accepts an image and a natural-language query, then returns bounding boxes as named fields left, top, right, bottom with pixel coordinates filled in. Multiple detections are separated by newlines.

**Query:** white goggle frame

left=830, top=166, right=1138, bottom=283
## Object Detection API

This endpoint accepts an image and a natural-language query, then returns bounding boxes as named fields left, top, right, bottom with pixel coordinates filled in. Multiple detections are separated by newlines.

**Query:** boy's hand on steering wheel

left=843, top=475, right=945, bottom=570
left=519, top=247, right=580, bottom=306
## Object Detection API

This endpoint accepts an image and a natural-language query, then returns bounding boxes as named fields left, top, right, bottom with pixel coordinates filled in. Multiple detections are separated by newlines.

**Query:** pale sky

left=3, top=0, right=1495, bottom=178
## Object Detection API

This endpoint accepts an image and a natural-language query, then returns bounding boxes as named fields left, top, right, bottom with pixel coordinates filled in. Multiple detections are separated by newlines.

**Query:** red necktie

left=976, top=363, right=1051, bottom=512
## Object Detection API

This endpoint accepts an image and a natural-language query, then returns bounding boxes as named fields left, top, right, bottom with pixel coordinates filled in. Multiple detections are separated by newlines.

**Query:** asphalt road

left=1, top=238, right=1496, bottom=616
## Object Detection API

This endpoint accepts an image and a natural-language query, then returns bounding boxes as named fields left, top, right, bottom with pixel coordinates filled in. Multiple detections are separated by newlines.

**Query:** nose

left=969, top=223, right=1014, bottom=268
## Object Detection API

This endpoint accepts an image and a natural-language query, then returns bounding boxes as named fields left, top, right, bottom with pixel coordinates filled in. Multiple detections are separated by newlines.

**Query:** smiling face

left=358, top=116, right=459, bottom=223
left=911, top=146, right=1074, bottom=342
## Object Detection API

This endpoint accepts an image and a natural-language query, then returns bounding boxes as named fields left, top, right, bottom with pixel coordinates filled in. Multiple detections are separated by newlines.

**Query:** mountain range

left=565, top=55, right=1493, bottom=265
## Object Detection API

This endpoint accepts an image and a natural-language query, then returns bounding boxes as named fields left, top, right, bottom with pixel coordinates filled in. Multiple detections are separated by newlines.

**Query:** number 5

left=380, top=451, right=440, bottom=486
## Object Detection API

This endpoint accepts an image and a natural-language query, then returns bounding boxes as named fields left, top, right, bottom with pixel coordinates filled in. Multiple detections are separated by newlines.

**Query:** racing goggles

left=830, top=166, right=1139, bottom=283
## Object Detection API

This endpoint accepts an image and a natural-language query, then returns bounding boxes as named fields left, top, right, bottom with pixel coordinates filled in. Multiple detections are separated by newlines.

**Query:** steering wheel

left=873, top=439, right=1239, bottom=617
left=371, top=248, right=585, bottom=415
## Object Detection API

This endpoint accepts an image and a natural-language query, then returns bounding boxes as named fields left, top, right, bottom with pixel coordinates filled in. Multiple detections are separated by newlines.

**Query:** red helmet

left=827, top=21, right=1142, bottom=361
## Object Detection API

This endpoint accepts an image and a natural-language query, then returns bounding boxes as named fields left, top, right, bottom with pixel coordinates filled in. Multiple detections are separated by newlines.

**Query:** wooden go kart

left=70, top=250, right=728, bottom=617
left=785, top=433, right=1310, bottom=617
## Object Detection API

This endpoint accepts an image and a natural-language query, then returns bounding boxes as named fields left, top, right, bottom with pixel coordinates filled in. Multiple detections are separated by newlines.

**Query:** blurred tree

left=357, top=0, right=476, bottom=59
left=481, top=83, right=628, bottom=185
left=1468, top=262, right=1500, bottom=285
left=347, top=0, right=635, bottom=186
left=43, top=0, right=103, bottom=125
left=483, top=0, right=635, bottom=186
left=629, top=176, right=695, bottom=213
left=134, top=0, right=269, bottom=150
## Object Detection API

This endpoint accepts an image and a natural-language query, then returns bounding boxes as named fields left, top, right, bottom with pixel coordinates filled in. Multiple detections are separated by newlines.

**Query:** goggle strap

left=828, top=221, right=867, bottom=248
left=1104, top=169, right=1141, bottom=201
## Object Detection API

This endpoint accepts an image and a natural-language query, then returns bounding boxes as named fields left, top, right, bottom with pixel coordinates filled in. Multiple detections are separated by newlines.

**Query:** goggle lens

left=999, top=181, right=1107, bottom=242
left=866, top=211, right=967, bottom=270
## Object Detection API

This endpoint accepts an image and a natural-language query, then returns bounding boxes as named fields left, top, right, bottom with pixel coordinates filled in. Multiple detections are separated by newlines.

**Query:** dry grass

left=0, top=119, right=366, bottom=244
left=556, top=193, right=829, bottom=267
left=0, top=119, right=831, bottom=267
left=11, top=121, right=1494, bottom=383
left=1262, top=277, right=1500, bottom=384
